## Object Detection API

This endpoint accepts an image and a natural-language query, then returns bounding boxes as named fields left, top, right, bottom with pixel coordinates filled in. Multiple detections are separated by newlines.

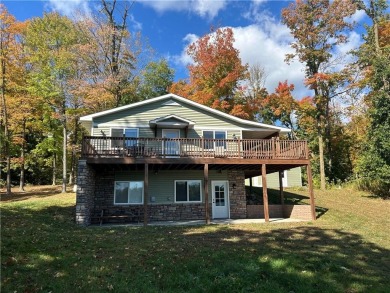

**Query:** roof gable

left=80, top=93, right=290, bottom=133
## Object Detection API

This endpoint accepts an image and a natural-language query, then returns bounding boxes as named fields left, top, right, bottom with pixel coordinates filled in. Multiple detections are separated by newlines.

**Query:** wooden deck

left=81, top=136, right=308, bottom=162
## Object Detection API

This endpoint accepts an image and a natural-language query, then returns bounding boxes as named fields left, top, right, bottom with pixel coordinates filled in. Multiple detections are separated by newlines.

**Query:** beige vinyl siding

left=115, top=170, right=228, bottom=204
left=285, top=167, right=302, bottom=187
left=93, top=99, right=267, bottom=130
left=92, top=127, right=110, bottom=136
left=245, top=167, right=302, bottom=188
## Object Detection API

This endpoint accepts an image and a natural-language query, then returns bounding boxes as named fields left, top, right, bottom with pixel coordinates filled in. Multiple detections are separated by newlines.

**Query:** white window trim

left=202, top=130, right=227, bottom=150
left=174, top=180, right=202, bottom=203
left=114, top=181, right=144, bottom=205
left=110, top=128, right=139, bottom=149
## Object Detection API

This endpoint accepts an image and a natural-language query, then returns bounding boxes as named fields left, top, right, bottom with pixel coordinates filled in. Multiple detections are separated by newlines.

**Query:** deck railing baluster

left=81, top=136, right=308, bottom=160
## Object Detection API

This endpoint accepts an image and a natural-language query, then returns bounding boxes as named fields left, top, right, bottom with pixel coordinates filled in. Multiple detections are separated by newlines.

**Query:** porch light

left=232, top=183, right=236, bottom=189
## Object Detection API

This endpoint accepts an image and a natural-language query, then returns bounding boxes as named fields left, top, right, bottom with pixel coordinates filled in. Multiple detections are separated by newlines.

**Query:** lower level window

left=114, top=181, right=143, bottom=204
left=175, top=180, right=202, bottom=202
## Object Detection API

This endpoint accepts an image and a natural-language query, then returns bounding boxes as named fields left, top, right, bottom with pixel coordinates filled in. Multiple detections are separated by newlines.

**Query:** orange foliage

left=171, top=27, right=248, bottom=117
left=379, top=20, right=390, bottom=48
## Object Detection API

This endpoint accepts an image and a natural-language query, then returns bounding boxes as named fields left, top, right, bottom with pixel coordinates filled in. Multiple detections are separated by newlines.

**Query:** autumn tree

left=75, top=0, right=151, bottom=112
left=171, top=27, right=248, bottom=118
left=263, top=81, right=298, bottom=138
left=282, top=0, right=356, bottom=190
left=0, top=5, right=36, bottom=193
left=234, top=64, right=269, bottom=121
left=0, top=5, right=17, bottom=193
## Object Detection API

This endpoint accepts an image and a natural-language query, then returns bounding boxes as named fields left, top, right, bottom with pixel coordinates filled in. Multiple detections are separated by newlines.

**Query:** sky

left=4, top=0, right=371, bottom=99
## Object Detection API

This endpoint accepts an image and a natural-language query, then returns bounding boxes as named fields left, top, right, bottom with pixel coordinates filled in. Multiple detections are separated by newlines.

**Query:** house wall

left=93, top=99, right=251, bottom=129
left=81, top=168, right=247, bottom=224
left=245, top=167, right=302, bottom=188
left=89, top=98, right=269, bottom=138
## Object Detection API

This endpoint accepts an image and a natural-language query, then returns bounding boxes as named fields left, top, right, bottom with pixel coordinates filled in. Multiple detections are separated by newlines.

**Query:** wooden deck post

left=306, top=163, right=316, bottom=220
left=279, top=171, right=284, bottom=205
left=249, top=177, right=253, bottom=197
left=262, top=164, right=269, bottom=222
left=144, top=163, right=149, bottom=226
left=204, top=164, right=210, bottom=224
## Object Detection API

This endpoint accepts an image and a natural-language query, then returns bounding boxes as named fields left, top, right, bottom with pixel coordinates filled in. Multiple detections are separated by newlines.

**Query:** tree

left=263, top=81, right=298, bottom=138
left=74, top=0, right=151, bottom=111
left=355, top=0, right=390, bottom=197
left=138, top=59, right=174, bottom=99
left=171, top=27, right=248, bottom=117
left=0, top=5, right=15, bottom=194
left=25, top=12, right=80, bottom=193
left=233, top=64, right=269, bottom=121
left=0, top=5, right=32, bottom=193
left=282, top=0, right=356, bottom=190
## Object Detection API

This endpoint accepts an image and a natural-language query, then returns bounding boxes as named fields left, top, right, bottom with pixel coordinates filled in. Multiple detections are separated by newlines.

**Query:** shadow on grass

left=315, top=206, right=329, bottom=219
left=2, top=204, right=389, bottom=292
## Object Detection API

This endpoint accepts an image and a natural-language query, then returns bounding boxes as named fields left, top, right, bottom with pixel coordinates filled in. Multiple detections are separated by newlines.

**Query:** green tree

left=138, top=59, right=174, bottom=99
left=25, top=12, right=80, bottom=193
left=355, top=0, right=390, bottom=197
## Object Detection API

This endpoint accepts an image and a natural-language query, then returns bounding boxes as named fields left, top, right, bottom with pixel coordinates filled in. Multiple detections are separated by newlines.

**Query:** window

left=203, top=131, right=226, bottom=149
left=111, top=128, right=138, bottom=148
left=175, top=180, right=202, bottom=202
left=114, top=181, right=143, bottom=204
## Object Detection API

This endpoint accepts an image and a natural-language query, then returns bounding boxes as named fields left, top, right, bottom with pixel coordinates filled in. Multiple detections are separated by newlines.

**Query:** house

left=245, top=167, right=302, bottom=189
left=76, top=94, right=315, bottom=226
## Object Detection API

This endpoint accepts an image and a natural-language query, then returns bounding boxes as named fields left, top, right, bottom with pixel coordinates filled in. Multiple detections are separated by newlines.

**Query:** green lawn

left=1, top=186, right=389, bottom=292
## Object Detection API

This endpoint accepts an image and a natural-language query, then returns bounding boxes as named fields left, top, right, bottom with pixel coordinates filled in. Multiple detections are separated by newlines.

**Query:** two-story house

left=76, top=94, right=315, bottom=225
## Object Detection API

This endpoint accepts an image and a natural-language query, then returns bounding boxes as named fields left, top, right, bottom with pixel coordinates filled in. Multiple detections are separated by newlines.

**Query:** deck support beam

left=262, top=164, right=269, bottom=222
left=204, top=163, right=210, bottom=224
left=306, top=163, right=316, bottom=220
left=279, top=171, right=284, bottom=205
left=144, top=163, right=149, bottom=226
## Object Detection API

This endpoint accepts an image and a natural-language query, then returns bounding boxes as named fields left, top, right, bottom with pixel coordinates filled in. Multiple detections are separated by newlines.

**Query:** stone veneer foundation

left=75, top=163, right=248, bottom=225
left=75, top=160, right=95, bottom=226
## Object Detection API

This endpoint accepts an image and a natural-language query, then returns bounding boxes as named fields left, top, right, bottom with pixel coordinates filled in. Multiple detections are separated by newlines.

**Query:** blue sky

left=4, top=0, right=369, bottom=98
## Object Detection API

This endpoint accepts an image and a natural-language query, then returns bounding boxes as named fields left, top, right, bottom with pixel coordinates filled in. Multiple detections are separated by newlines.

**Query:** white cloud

left=128, top=14, right=143, bottom=30
left=47, top=0, right=92, bottom=18
left=140, top=0, right=227, bottom=19
left=47, top=1, right=142, bottom=31
left=348, top=9, right=367, bottom=24
left=171, top=33, right=198, bottom=69
left=232, top=25, right=309, bottom=98
left=173, top=15, right=310, bottom=98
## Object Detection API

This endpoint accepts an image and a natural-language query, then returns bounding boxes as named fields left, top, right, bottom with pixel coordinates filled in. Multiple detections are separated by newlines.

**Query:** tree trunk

left=19, top=120, right=26, bottom=192
left=62, top=120, right=67, bottom=193
left=52, top=153, right=56, bottom=186
left=325, top=98, right=333, bottom=183
left=319, top=133, right=326, bottom=191
left=1, top=38, right=11, bottom=195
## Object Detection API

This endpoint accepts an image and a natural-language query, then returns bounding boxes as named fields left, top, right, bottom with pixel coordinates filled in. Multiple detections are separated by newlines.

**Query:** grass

left=1, top=186, right=389, bottom=292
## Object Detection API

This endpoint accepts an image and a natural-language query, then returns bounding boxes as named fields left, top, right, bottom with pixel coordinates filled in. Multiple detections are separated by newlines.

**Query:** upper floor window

left=111, top=128, right=138, bottom=148
left=203, top=130, right=226, bottom=149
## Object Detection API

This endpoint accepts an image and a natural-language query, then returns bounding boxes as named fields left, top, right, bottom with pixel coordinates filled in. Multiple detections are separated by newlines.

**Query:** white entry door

left=212, top=181, right=229, bottom=219
left=162, top=129, right=180, bottom=156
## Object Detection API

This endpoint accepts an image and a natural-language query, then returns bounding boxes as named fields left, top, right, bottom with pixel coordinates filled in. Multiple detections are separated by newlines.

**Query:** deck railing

left=81, top=136, right=308, bottom=160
